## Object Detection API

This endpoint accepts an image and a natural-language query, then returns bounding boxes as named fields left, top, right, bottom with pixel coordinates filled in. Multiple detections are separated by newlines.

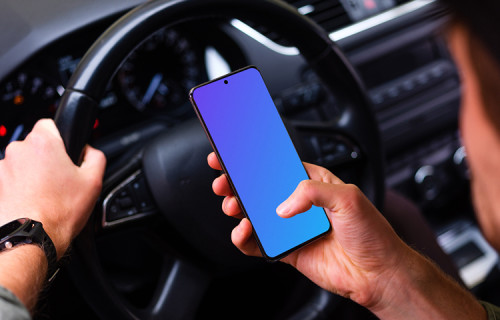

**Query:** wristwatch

left=0, top=218, right=59, bottom=281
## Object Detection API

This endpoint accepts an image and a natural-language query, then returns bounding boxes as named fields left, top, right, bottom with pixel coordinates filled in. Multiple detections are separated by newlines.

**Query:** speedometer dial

left=0, top=72, right=60, bottom=153
left=117, top=27, right=203, bottom=114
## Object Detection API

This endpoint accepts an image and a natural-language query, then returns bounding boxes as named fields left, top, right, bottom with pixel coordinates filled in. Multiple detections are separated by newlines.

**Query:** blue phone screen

left=191, top=66, right=331, bottom=259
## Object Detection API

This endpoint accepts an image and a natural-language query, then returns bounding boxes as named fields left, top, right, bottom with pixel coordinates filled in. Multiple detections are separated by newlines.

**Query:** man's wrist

left=0, top=218, right=60, bottom=280
left=0, top=213, right=71, bottom=260
left=24, top=214, right=72, bottom=260
left=368, top=248, right=431, bottom=317
left=0, top=245, right=48, bottom=311
left=370, top=249, right=486, bottom=320
left=39, top=224, right=70, bottom=261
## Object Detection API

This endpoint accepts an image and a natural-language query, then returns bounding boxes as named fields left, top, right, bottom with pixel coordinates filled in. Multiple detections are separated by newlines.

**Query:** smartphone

left=189, top=66, right=331, bottom=260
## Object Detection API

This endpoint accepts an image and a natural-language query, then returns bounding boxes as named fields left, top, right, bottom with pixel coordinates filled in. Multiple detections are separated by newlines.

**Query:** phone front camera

left=224, top=80, right=228, bottom=84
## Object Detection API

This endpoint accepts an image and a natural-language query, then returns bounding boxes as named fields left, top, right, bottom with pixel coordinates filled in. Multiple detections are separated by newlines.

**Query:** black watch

left=0, top=218, right=59, bottom=281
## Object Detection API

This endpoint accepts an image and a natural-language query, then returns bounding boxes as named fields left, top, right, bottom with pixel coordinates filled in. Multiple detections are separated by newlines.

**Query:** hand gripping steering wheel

left=54, top=0, right=385, bottom=318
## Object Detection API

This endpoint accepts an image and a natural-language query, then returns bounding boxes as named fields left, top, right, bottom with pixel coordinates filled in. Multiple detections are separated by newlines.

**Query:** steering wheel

left=54, top=0, right=384, bottom=319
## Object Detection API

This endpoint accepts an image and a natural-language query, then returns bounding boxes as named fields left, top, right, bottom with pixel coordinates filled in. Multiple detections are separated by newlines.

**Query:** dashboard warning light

left=364, top=0, right=376, bottom=10
left=0, top=125, right=7, bottom=137
left=13, top=95, right=24, bottom=105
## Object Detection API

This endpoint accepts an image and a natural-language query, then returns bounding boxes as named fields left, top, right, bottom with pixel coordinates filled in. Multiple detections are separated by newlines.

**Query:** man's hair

left=441, top=0, right=500, bottom=130
left=440, top=0, right=500, bottom=64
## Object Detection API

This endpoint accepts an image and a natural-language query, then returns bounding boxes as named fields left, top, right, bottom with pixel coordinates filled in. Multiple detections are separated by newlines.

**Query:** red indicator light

left=0, top=125, right=7, bottom=137
left=364, top=0, right=376, bottom=10
left=93, top=119, right=99, bottom=130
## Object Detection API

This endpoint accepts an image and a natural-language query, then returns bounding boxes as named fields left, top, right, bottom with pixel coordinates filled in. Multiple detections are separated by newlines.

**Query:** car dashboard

left=1, top=0, right=499, bottom=318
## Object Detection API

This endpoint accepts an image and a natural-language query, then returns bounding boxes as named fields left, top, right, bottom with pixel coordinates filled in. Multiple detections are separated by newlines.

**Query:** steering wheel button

left=131, top=175, right=156, bottom=210
left=126, top=208, right=138, bottom=216
left=107, top=204, right=128, bottom=221
left=118, top=197, right=134, bottom=209
left=109, top=204, right=119, bottom=215
left=119, top=190, right=129, bottom=198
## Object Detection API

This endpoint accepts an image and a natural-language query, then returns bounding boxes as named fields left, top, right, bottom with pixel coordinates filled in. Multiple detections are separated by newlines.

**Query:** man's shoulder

left=481, top=301, right=500, bottom=320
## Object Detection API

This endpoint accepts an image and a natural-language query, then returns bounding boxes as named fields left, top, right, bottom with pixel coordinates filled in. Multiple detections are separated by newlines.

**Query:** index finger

left=207, top=152, right=222, bottom=170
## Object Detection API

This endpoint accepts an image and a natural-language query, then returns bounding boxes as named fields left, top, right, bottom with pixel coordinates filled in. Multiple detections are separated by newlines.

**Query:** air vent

left=243, top=0, right=351, bottom=46
left=287, top=0, right=351, bottom=32
left=242, top=0, right=415, bottom=46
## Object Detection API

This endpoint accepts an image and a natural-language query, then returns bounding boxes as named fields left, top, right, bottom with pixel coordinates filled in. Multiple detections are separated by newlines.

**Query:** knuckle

left=298, top=179, right=319, bottom=199
left=29, top=120, right=61, bottom=147
left=317, top=166, right=332, bottom=179
left=33, top=118, right=51, bottom=129
left=87, top=172, right=103, bottom=192
left=4, top=141, right=22, bottom=157
left=93, top=175, right=104, bottom=191
left=343, top=184, right=364, bottom=205
left=27, top=130, right=52, bottom=149
left=298, top=179, right=313, bottom=193
left=34, top=119, right=57, bottom=135
left=317, top=166, right=341, bottom=184
left=94, top=148, right=107, bottom=166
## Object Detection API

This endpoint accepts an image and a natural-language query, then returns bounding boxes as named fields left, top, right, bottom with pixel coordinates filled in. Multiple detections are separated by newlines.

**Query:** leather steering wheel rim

left=54, top=0, right=385, bottom=319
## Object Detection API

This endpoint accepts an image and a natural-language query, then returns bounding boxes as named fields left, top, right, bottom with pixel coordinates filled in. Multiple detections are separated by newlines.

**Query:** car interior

left=1, top=0, right=499, bottom=319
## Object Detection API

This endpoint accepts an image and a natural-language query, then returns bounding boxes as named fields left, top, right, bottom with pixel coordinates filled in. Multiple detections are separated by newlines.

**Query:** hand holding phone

left=190, top=66, right=331, bottom=260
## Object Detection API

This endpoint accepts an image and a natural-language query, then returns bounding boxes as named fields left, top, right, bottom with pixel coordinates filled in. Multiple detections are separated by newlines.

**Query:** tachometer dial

left=0, top=72, right=61, bottom=153
left=117, top=27, right=203, bottom=114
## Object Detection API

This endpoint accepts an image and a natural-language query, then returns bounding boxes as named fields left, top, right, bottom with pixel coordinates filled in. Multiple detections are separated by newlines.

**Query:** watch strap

left=0, top=219, right=59, bottom=282
left=30, top=221, right=59, bottom=281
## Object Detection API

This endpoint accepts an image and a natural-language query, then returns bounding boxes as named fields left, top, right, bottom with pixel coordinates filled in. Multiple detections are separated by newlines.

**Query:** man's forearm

left=0, top=245, right=47, bottom=312
left=371, top=249, right=486, bottom=320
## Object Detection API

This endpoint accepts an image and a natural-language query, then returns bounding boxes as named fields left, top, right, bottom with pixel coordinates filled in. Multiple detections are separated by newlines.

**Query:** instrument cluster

left=0, top=20, right=218, bottom=156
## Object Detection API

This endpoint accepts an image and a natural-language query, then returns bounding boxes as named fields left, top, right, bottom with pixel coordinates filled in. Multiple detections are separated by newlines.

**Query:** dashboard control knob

left=414, top=165, right=442, bottom=201
left=453, top=146, right=470, bottom=180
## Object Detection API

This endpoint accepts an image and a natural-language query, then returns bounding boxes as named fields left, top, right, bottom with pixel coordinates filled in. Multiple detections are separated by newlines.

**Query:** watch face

left=0, top=218, right=28, bottom=241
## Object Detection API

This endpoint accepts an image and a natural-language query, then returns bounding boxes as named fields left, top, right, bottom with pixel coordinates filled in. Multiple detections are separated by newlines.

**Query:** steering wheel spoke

left=102, top=169, right=158, bottom=229
left=136, top=259, right=210, bottom=320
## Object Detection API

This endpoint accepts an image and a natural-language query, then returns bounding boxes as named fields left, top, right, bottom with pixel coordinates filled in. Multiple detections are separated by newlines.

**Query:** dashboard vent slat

left=242, top=0, right=414, bottom=47
left=288, top=0, right=351, bottom=33
left=242, top=0, right=351, bottom=46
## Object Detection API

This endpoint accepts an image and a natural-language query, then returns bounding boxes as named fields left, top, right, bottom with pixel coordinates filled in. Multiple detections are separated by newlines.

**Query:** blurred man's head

left=441, top=0, right=500, bottom=249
